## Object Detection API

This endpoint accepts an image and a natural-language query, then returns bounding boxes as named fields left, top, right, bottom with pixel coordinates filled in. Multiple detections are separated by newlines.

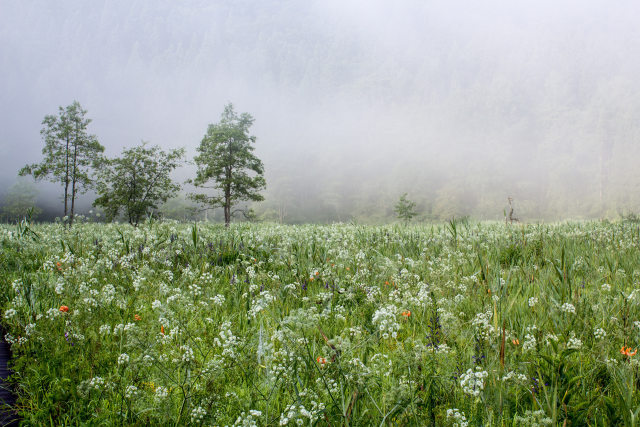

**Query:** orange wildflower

left=512, top=339, right=520, bottom=345
left=621, top=346, right=637, bottom=357
left=134, top=314, right=141, bottom=321
left=316, top=356, right=327, bottom=366
left=401, top=310, right=411, bottom=318
left=161, top=325, right=165, bottom=335
left=59, top=305, right=69, bottom=313
left=385, top=281, right=390, bottom=285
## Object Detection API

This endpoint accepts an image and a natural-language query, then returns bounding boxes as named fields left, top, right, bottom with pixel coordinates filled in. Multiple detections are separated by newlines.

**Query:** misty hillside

left=2, top=0, right=640, bottom=222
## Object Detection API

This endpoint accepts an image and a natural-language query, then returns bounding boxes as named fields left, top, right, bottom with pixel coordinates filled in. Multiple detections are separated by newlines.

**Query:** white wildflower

left=117, top=353, right=130, bottom=366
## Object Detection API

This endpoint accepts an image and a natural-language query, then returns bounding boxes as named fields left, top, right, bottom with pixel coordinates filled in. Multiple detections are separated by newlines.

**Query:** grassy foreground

left=2, top=219, right=640, bottom=425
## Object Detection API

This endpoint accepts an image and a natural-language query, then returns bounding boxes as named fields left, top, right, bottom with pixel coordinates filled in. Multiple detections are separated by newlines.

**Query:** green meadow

left=2, top=219, right=640, bottom=425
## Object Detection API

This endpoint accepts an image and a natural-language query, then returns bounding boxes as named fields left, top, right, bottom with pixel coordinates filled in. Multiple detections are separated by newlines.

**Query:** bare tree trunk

left=70, top=142, right=78, bottom=228
left=224, top=164, right=231, bottom=227
left=64, top=135, right=70, bottom=218
left=224, top=199, right=230, bottom=227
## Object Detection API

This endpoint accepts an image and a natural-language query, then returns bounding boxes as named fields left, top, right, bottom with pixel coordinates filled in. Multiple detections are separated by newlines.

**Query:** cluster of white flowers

left=199, top=271, right=214, bottom=284
left=132, top=275, right=146, bottom=292
left=372, top=305, right=400, bottom=339
left=77, top=376, right=106, bottom=396
left=283, top=283, right=297, bottom=293
left=528, top=297, right=538, bottom=307
left=24, top=323, right=36, bottom=336
left=214, top=321, right=240, bottom=358
left=142, top=354, right=154, bottom=367
left=190, top=406, right=206, bottom=423
left=4, top=333, right=16, bottom=345
left=154, top=386, right=169, bottom=401
left=211, top=294, right=225, bottom=306
left=113, top=322, right=136, bottom=336
left=460, top=367, right=488, bottom=396
left=601, top=283, right=612, bottom=292
left=3, top=308, right=17, bottom=320
left=249, top=291, right=275, bottom=318
left=233, top=410, right=262, bottom=427
left=433, top=342, right=451, bottom=354
left=82, top=296, right=98, bottom=311
left=42, top=259, right=57, bottom=272
left=189, top=283, right=202, bottom=297
left=278, top=401, right=324, bottom=426
left=88, top=376, right=105, bottom=390
left=604, top=357, right=618, bottom=366
left=561, top=303, right=576, bottom=314
left=101, top=284, right=116, bottom=305
left=55, top=280, right=65, bottom=295
left=181, top=345, right=194, bottom=363
left=514, top=409, right=552, bottom=426
left=345, top=327, right=362, bottom=339
left=446, top=408, right=468, bottom=427
left=124, top=385, right=139, bottom=398
left=315, top=377, right=339, bottom=394
left=117, top=353, right=129, bottom=366
left=472, top=311, right=496, bottom=341
left=166, top=290, right=184, bottom=305
left=523, top=334, right=537, bottom=352
left=544, top=333, right=559, bottom=346
left=567, top=334, right=582, bottom=350
left=593, top=327, right=607, bottom=340
left=45, top=307, right=61, bottom=321
left=502, top=371, right=527, bottom=382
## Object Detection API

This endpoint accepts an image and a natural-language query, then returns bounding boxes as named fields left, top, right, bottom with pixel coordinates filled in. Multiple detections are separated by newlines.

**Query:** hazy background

left=2, top=0, right=640, bottom=223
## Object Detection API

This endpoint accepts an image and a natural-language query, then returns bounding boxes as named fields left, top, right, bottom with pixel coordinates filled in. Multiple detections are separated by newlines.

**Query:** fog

left=1, top=0, right=640, bottom=223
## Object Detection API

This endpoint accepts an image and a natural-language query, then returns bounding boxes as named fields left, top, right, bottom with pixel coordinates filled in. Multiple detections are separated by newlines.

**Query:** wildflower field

left=2, top=219, right=640, bottom=425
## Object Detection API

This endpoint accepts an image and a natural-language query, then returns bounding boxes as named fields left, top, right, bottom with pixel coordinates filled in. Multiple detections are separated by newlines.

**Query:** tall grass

left=1, top=219, right=640, bottom=425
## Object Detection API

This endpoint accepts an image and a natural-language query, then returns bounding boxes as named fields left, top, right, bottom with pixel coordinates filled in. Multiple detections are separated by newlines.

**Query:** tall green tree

left=190, top=103, right=266, bottom=227
left=19, top=101, right=104, bottom=226
left=93, top=142, right=184, bottom=226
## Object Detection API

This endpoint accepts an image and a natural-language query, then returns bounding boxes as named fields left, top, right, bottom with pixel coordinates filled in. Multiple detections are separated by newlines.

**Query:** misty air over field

left=2, top=0, right=640, bottom=223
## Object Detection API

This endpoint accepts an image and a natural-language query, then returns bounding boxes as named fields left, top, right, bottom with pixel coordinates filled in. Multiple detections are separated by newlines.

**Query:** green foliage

left=3, top=220, right=640, bottom=424
left=394, top=193, right=417, bottom=223
left=190, top=103, right=266, bottom=227
left=157, top=193, right=201, bottom=221
left=93, top=143, right=184, bottom=226
left=19, top=101, right=104, bottom=226
left=621, top=211, right=640, bottom=224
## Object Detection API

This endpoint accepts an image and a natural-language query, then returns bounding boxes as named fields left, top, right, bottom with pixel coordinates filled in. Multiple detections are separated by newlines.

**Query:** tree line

left=19, top=101, right=266, bottom=227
